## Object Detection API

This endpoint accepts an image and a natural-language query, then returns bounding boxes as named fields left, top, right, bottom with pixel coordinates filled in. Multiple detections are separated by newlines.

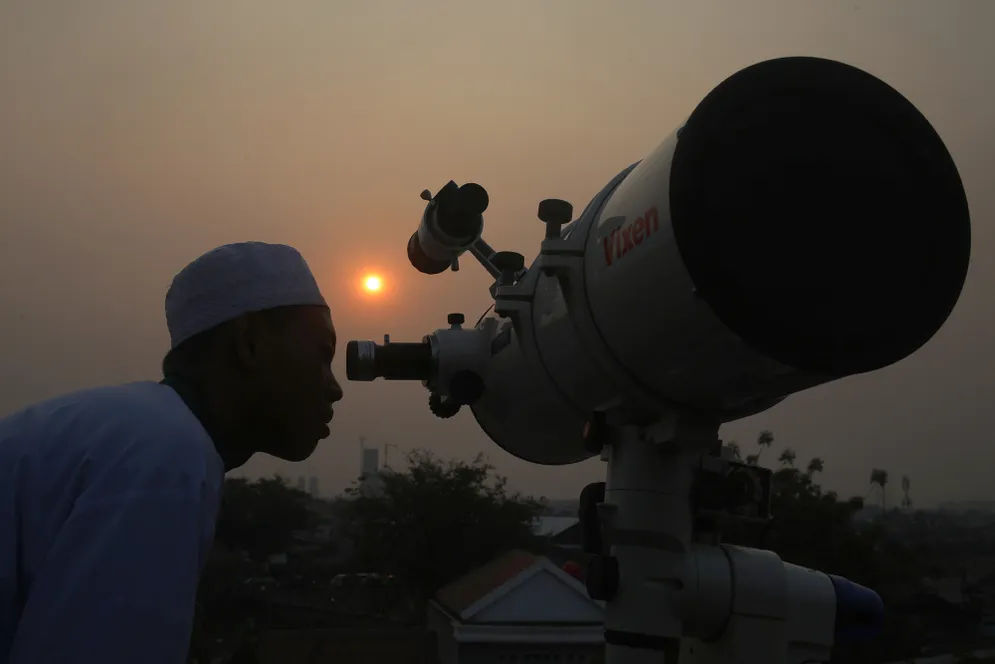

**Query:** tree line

left=191, top=434, right=976, bottom=663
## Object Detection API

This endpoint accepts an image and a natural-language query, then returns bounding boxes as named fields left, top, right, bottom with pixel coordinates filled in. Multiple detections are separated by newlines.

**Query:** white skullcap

left=165, top=242, right=327, bottom=349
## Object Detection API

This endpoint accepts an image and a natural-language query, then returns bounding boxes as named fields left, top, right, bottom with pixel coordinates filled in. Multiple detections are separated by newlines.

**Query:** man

left=0, top=242, right=343, bottom=663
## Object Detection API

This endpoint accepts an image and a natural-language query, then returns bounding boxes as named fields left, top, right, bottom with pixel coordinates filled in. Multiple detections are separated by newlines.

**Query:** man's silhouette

left=0, top=242, right=344, bottom=663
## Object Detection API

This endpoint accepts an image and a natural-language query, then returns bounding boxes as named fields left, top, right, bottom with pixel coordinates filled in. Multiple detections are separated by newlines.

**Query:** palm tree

left=756, top=430, right=774, bottom=463
left=778, top=448, right=797, bottom=467
left=901, top=475, right=912, bottom=510
left=726, top=442, right=742, bottom=461
left=807, top=458, right=825, bottom=475
left=870, top=468, right=889, bottom=511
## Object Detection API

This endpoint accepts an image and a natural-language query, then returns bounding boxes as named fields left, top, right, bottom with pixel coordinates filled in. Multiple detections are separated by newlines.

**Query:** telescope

left=347, top=57, right=970, bottom=663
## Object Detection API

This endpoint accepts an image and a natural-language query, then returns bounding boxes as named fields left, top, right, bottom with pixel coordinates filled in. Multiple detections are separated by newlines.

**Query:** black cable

left=473, top=303, right=495, bottom=328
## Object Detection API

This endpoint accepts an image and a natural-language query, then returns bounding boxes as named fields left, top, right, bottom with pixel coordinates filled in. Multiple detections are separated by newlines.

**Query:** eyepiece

left=346, top=340, right=379, bottom=381
left=346, top=339, right=434, bottom=381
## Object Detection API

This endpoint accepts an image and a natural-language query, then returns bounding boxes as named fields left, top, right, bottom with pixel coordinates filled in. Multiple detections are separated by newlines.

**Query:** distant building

left=358, top=446, right=386, bottom=497
left=297, top=476, right=307, bottom=492
left=427, top=549, right=604, bottom=664
left=361, top=447, right=379, bottom=477
left=532, top=516, right=585, bottom=565
left=542, top=498, right=580, bottom=517
left=308, top=476, right=320, bottom=497
left=532, top=516, right=579, bottom=539
left=853, top=504, right=884, bottom=523
left=937, top=501, right=995, bottom=514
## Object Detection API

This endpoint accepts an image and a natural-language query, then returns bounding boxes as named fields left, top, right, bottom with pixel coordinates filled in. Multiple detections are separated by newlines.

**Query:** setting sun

left=364, top=275, right=383, bottom=293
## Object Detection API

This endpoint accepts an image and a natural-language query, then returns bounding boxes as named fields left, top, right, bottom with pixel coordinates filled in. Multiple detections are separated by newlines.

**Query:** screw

left=538, top=199, right=573, bottom=239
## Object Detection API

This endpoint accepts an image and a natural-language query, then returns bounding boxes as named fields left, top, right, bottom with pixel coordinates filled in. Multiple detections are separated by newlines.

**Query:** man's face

left=253, top=305, right=343, bottom=461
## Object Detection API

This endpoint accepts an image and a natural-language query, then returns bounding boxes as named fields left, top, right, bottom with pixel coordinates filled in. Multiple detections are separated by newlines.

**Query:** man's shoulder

left=3, top=382, right=220, bottom=478
left=84, top=382, right=220, bottom=471
left=12, top=382, right=199, bottom=434
left=72, top=381, right=196, bottom=426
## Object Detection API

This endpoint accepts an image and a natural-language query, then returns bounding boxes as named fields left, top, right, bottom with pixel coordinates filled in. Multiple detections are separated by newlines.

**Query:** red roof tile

left=434, top=549, right=539, bottom=615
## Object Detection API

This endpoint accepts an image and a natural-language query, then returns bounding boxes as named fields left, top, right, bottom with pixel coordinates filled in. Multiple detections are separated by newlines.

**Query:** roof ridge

left=434, top=549, right=542, bottom=615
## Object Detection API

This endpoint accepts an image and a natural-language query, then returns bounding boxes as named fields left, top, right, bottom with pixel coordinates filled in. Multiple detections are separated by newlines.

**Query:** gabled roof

left=433, top=549, right=603, bottom=625
left=435, top=549, right=539, bottom=616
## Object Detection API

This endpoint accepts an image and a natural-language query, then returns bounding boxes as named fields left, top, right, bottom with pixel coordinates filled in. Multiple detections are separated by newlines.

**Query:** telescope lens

left=670, top=56, right=970, bottom=376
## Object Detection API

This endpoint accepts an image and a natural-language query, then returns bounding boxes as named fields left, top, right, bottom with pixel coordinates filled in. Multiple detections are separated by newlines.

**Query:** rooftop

left=435, top=549, right=539, bottom=616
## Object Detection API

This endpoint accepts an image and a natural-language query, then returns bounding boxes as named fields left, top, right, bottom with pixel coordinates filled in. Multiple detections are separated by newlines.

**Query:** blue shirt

left=0, top=382, right=225, bottom=663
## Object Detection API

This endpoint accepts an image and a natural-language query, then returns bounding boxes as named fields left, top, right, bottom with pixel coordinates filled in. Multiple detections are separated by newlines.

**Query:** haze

left=2, top=0, right=992, bottom=508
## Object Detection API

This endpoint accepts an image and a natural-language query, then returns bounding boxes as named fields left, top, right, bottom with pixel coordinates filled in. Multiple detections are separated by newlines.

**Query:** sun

left=363, top=274, right=383, bottom=293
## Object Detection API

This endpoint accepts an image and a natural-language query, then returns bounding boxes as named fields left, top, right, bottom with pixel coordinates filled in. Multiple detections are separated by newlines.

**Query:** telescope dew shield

left=672, top=57, right=969, bottom=376
left=582, top=56, right=970, bottom=414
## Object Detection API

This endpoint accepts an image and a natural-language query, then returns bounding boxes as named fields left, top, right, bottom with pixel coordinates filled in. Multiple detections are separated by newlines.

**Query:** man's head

left=163, top=243, right=343, bottom=465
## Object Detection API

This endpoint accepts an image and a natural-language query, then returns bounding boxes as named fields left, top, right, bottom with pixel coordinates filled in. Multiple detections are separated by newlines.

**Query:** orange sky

left=2, top=0, right=993, bottom=506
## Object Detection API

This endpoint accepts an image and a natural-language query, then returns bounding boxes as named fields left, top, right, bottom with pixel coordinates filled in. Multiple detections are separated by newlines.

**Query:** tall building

left=358, top=444, right=384, bottom=497
left=361, top=447, right=379, bottom=477
left=297, top=476, right=306, bottom=492
left=308, top=476, right=320, bottom=497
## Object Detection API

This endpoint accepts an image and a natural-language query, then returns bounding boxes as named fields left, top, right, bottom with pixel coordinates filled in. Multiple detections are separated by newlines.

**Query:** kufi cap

left=166, top=242, right=327, bottom=349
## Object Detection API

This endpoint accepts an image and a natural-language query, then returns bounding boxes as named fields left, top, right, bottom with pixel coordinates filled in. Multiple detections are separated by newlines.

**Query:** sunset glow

left=364, top=275, right=383, bottom=293
left=2, top=0, right=989, bottom=518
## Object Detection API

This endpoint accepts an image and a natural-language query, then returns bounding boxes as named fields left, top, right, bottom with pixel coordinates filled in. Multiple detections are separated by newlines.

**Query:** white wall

left=472, top=572, right=603, bottom=624
left=426, top=602, right=459, bottom=664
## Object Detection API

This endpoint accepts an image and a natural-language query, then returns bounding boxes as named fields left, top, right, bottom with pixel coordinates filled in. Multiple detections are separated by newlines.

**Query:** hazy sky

left=2, top=1, right=992, bottom=508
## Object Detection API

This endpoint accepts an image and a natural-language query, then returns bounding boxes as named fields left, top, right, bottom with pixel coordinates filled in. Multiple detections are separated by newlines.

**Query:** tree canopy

left=336, top=450, right=546, bottom=603
left=214, top=476, right=314, bottom=561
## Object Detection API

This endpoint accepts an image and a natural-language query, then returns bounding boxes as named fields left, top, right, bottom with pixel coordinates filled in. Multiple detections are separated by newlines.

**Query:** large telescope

left=347, top=57, right=970, bottom=663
